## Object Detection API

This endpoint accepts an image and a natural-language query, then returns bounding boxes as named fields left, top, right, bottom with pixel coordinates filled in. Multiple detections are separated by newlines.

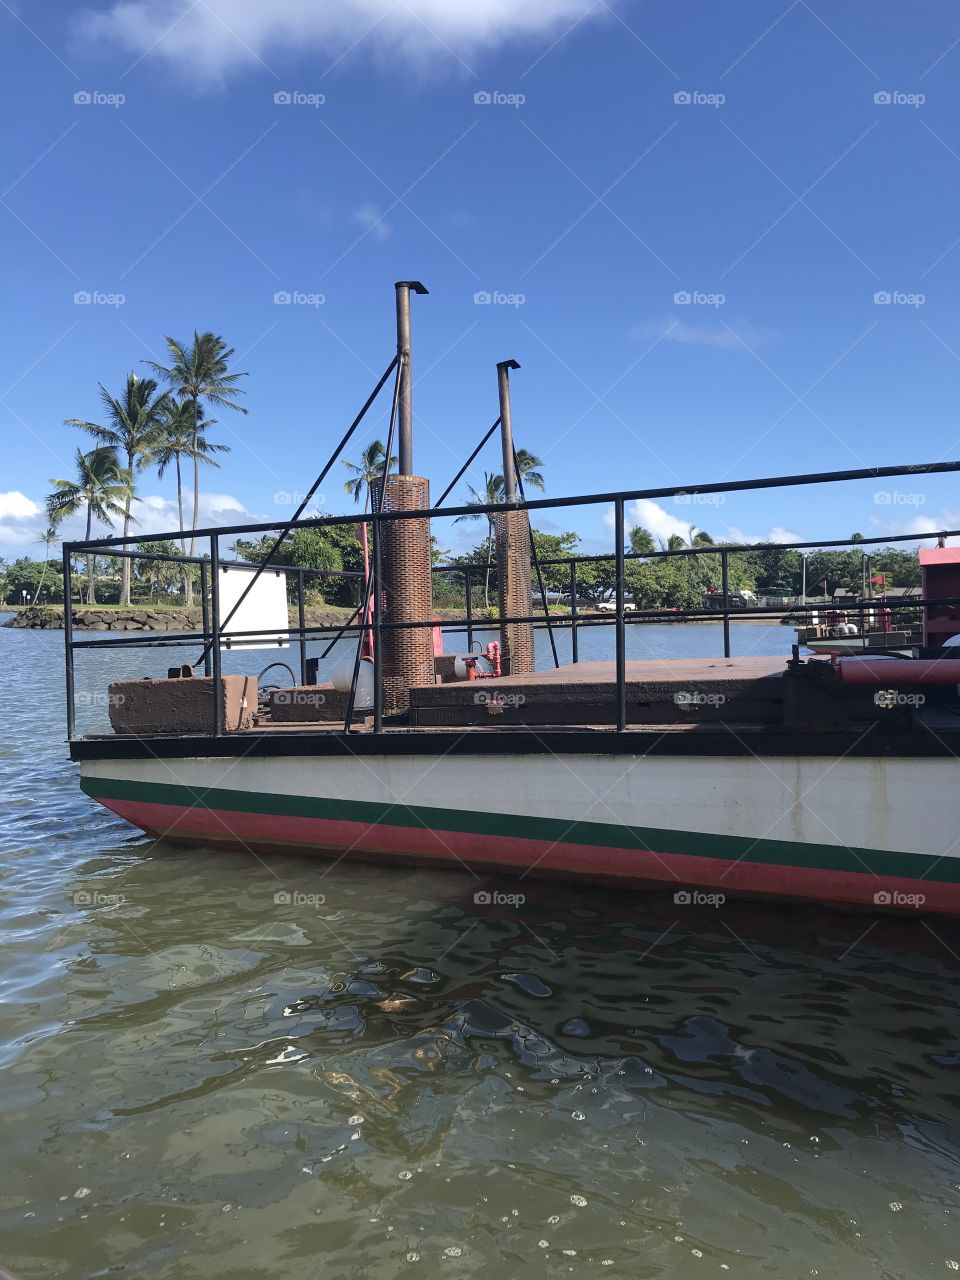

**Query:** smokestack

left=395, top=281, right=428, bottom=476
left=494, top=360, right=535, bottom=676
left=380, top=281, right=435, bottom=715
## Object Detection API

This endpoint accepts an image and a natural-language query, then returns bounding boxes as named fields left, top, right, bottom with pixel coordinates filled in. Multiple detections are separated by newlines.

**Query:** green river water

left=1, top=617, right=958, bottom=1279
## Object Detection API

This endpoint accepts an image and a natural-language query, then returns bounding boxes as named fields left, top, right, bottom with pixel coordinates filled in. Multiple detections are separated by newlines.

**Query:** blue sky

left=3, top=0, right=960, bottom=560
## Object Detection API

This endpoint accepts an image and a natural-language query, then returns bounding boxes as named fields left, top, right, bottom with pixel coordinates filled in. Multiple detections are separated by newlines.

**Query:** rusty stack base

left=496, top=507, right=535, bottom=676
left=381, top=475, right=435, bottom=715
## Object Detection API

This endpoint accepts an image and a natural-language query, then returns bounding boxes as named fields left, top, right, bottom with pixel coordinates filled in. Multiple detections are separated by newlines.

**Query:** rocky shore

left=4, top=604, right=359, bottom=631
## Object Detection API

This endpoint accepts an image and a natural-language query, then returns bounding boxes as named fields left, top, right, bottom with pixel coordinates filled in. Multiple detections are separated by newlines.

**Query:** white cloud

left=353, top=204, right=392, bottom=242
left=724, top=524, right=803, bottom=545
left=77, top=0, right=604, bottom=79
left=604, top=500, right=803, bottom=548
left=0, top=491, right=256, bottom=558
left=0, top=491, right=41, bottom=521
left=632, top=318, right=773, bottom=351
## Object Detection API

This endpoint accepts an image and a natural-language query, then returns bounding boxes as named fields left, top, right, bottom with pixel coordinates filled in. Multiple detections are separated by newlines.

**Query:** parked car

left=595, top=598, right=637, bottom=613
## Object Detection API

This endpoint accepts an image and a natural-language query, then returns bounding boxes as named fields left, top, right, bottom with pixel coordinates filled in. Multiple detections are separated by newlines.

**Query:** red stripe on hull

left=96, top=796, right=960, bottom=915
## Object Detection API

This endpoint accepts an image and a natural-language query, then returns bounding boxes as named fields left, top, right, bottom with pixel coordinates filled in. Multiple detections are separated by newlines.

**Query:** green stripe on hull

left=80, top=774, right=957, bottom=883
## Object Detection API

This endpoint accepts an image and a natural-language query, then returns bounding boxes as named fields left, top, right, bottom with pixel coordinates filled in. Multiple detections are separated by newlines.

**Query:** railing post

left=570, top=559, right=579, bottom=664
left=465, top=565, right=474, bottom=650
left=199, top=562, right=212, bottom=676
left=372, top=514, right=383, bottom=733
left=297, top=569, right=308, bottom=686
left=615, top=499, right=626, bottom=731
left=62, top=544, right=76, bottom=740
left=721, top=549, right=731, bottom=659
left=210, top=536, right=223, bottom=737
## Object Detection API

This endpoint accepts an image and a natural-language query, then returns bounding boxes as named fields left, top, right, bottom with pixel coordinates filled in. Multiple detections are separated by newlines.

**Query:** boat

left=65, top=283, right=960, bottom=917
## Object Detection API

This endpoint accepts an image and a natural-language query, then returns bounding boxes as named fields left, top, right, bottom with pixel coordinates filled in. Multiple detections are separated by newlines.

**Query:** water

left=2, top=613, right=959, bottom=1279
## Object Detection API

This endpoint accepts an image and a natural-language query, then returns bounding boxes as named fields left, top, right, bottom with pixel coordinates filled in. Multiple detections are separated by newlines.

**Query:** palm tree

left=630, top=526, right=656, bottom=555
left=67, top=373, right=171, bottom=606
left=455, top=471, right=505, bottom=606
left=147, top=332, right=248, bottom=570
left=155, top=400, right=229, bottom=549
left=47, top=447, right=133, bottom=604
left=343, top=439, right=398, bottom=512
left=662, top=527, right=714, bottom=552
left=513, top=448, right=545, bottom=493
left=32, top=527, right=59, bottom=604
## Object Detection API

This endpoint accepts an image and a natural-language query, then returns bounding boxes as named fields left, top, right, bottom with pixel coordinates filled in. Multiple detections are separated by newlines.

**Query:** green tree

left=67, top=372, right=171, bottom=605
left=32, top=527, right=59, bottom=604
left=343, top=439, right=398, bottom=512
left=147, top=332, right=248, bottom=596
left=455, top=472, right=505, bottom=606
left=46, top=447, right=133, bottom=603
left=513, top=448, right=545, bottom=493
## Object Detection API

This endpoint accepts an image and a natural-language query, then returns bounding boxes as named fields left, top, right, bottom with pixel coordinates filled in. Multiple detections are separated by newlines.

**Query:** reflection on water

left=1, top=617, right=959, bottom=1279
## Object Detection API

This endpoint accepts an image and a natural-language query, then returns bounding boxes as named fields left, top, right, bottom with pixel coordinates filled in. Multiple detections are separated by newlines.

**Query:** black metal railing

left=61, top=457, right=960, bottom=741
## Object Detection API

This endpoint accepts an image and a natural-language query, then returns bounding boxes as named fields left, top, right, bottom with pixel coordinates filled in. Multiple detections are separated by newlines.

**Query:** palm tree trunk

left=120, top=448, right=133, bottom=607
left=85, top=504, right=95, bottom=605
left=186, top=395, right=199, bottom=606
left=484, top=519, right=494, bottom=608
left=175, top=453, right=189, bottom=603
left=31, top=553, right=49, bottom=606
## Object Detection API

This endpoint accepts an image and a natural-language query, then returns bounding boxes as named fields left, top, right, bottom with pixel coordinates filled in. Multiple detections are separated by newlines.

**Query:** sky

left=3, top=0, right=960, bottom=561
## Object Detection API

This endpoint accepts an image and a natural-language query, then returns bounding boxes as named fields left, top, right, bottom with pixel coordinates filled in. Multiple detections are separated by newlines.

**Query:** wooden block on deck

left=108, top=674, right=256, bottom=735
